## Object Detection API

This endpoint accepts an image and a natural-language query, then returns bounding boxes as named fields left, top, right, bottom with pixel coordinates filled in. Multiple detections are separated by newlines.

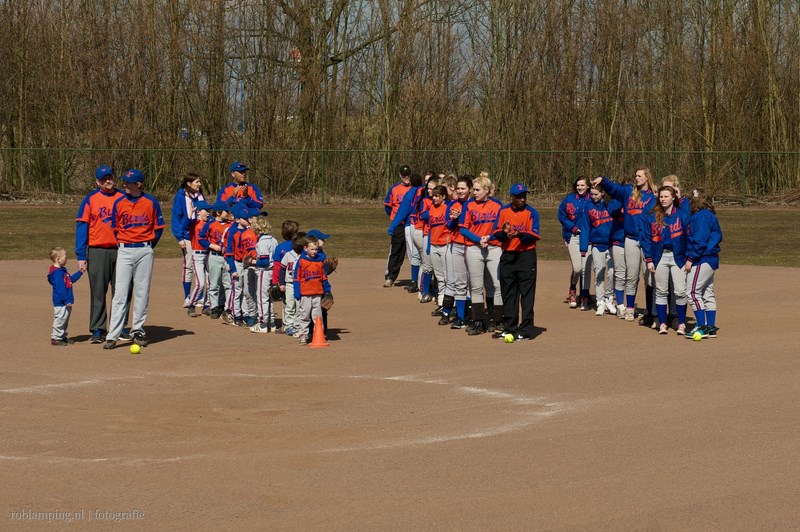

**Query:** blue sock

left=626, top=294, right=636, bottom=309
left=676, top=304, right=687, bottom=324
left=580, top=289, right=590, bottom=300
left=421, top=272, right=431, bottom=295
left=615, top=290, right=625, bottom=306
left=411, top=265, right=420, bottom=284
left=456, top=300, right=466, bottom=320
left=706, top=310, right=716, bottom=327
left=183, top=281, right=191, bottom=297
left=656, top=304, right=668, bottom=324
left=694, top=309, right=706, bottom=327
left=198, top=289, right=205, bottom=302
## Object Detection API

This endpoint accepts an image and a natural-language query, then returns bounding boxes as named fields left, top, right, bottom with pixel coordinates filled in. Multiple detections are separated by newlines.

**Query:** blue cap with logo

left=307, top=229, right=330, bottom=240
left=95, top=165, right=114, bottom=180
left=194, top=200, right=213, bottom=211
left=212, top=200, right=230, bottom=212
left=231, top=203, right=250, bottom=220
left=229, top=161, right=250, bottom=173
left=510, top=183, right=528, bottom=196
left=121, top=169, right=145, bottom=183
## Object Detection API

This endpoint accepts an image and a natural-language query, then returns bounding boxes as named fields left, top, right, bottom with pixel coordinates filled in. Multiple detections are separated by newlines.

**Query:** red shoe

left=568, top=290, right=577, bottom=308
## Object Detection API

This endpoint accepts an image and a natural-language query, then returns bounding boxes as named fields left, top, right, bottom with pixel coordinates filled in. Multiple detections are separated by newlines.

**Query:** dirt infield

left=1, top=258, right=798, bottom=529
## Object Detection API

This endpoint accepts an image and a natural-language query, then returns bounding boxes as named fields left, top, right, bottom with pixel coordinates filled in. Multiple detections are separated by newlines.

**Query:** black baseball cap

left=398, top=165, right=412, bottom=177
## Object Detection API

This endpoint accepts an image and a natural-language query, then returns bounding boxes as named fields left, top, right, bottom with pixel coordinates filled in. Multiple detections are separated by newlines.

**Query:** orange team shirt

left=448, top=200, right=467, bottom=245
left=111, top=193, right=165, bottom=244
left=189, top=218, right=207, bottom=251
left=76, top=188, right=124, bottom=248
left=494, top=205, right=541, bottom=252
left=235, top=227, right=258, bottom=262
left=206, top=220, right=227, bottom=252
left=415, top=196, right=433, bottom=232
left=385, top=182, right=410, bottom=221
left=459, top=198, right=503, bottom=246
left=294, top=257, right=328, bottom=297
left=427, top=202, right=450, bottom=246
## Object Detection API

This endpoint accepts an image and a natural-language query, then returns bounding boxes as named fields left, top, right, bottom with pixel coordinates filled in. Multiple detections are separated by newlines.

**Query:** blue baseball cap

left=194, top=200, right=213, bottom=211
left=307, top=229, right=330, bottom=240
left=121, top=169, right=145, bottom=183
left=95, top=165, right=114, bottom=180
left=211, top=200, right=230, bottom=212
left=510, top=183, right=528, bottom=196
left=229, top=161, right=250, bottom=173
left=231, top=203, right=250, bottom=220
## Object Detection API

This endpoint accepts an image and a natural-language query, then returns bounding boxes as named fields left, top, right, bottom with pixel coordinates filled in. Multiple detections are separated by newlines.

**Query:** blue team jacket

left=600, top=177, right=656, bottom=241
left=640, top=207, right=690, bottom=267
left=557, top=193, right=590, bottom=247
left=48, top=266, right=82, bottom=306
left=171, top=189, right=206, bottom=241
left=586, top=198, right=622, bottom=252
left=686, top=209, right=723, bottom=269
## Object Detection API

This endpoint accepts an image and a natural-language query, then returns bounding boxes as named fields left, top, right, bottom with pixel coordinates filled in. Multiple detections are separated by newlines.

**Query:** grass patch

left=1, top=203, right=797, bottom=267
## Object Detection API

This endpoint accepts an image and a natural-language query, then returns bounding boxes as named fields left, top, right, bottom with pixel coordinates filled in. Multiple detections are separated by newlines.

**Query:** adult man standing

left=75, top=165, right=125, bottom=344
left=383, top=164, right=412, bottom=287
left=103, top=169, right=165, bottom=350
left=216, top=161, right=264, bottom=209
left=491, top=183, right=541, bottom=342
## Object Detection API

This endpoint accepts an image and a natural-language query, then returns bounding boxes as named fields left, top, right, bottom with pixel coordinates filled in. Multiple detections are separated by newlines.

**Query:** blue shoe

left=284, top=326, right=294, bottom=336
left=90, top=329, right=106, bottom=344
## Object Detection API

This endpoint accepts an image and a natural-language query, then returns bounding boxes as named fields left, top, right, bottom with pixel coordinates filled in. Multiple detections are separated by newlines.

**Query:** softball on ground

left=503, top=333, right=515, bottom=343
left=692, top=331, right=702, bottom=342
left=130, top=344, right=141, bottom=354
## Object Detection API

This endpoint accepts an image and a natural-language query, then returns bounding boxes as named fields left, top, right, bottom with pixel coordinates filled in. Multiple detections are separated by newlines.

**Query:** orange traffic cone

left=308, top=316, right=329, bottom=348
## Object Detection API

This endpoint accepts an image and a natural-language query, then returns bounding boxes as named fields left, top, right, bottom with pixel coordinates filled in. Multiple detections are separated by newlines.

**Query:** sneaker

left=61, top=337, right=75, bottom=345
left=419, top=294, right=433, bottom=303
left=383, top=278, right=394, bottom=288
left=514, top=334, right=531, bottom=342
left=685, top=325, right=702, bottom=338
left=658, top=323, right=669, bottom=335
left=183, top=297, right=191, bottom=308
left=491, top=331, right=508, bottom=339
left=595, top=301, right=606, bottom=316
left=196, top=298, right=204, bottom=308
left=187, top=307, right=198, bottom=317
left=579, top=297, right=591, bottom=311
left=406, top=284, right=419, bottom=294
left=450, top=318, right=467, bottom=329
left=132, top=333, right=148, bottom=347
left=284, top=327, right=294, bottom=336
left=244, top=317, right=258, bottom=327
left=625, top=308, right=635, bottom=321
left=707, top=326, right=718, bottom=338
left=616, top=306, right=626, bottom=319
left=438, top=314, right=451, bottom=326
left=431, top=307, right=444, bottom=317
left=51, top=339, right=68, bottom=346
left=250, top=323, right=270, bottom=333
left=210, top=308, right=222, bottom=320
left=639, top=314, right=654, bottom=328
left=103, top=340, right=117, bottom=350
left=221, top=312, right=234, bottom=325
left=466, top=321, right=487, bottom=336
left=90, top=330, right=105, bottom=344
left=202, top=307, right=212, bottom=316
left=293, top=330, right=303, bottom=338
left=568, top=291, right=577, bottom=308
left=119, top=328, right=133, bottom=341
left=299, top=336, right=308, bottom=345
left=233, top=319, right=245, bottom=328
left=486, top=319, right=497, bottom=333
left=605, top=298, right=617, bottom=315
left=676, top=324, right=687, bottom=336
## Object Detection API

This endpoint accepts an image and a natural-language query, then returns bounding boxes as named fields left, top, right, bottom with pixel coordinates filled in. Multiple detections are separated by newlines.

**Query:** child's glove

left=321, top=292, right=334, bottom=310
left=323, top=256, right=338, bottom=274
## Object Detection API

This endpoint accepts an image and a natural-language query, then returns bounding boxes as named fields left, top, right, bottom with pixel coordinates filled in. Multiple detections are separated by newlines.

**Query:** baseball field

left=1, top=204, right=799, bottom=529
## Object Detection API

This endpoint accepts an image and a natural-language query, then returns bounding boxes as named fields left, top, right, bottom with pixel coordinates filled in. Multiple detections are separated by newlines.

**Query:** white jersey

left=281, top=250, right=300, bottom=284
left=256, top=234, right=279, bottom=269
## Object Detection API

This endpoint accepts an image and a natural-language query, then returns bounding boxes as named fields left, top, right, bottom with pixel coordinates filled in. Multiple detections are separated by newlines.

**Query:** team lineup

left=48, top=162, right=721, bottom=348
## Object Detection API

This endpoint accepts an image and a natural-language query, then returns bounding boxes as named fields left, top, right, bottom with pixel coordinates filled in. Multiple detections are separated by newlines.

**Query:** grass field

left=1, top=203, right=797, bottom=266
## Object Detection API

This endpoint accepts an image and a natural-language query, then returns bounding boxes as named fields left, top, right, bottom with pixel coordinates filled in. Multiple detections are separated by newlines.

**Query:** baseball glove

left=269, top=284, right=284, bottom=302
left=323, top=256, right=338, bottom=275
left=242, top=254, right=257, bottom=269
left=321, top=291, right=334, bottom=310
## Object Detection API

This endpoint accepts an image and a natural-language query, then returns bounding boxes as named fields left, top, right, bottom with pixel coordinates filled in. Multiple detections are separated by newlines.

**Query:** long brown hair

left=632, top=166, right=656, bottom=203
left=690, top=189, right=715, bottom=214
left=652, top=185, right=677, bottom=228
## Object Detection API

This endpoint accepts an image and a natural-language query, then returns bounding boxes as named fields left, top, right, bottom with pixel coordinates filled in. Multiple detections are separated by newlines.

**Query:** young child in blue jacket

left=48, top=247, right=83, bottom=346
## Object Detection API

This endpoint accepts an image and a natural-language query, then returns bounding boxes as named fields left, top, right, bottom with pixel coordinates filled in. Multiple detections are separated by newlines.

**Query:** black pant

left=385, top=224, right=406, bottom=281
left=499, top=248, right=537, bottom=337
left=87, top=246, right=118, bottom=333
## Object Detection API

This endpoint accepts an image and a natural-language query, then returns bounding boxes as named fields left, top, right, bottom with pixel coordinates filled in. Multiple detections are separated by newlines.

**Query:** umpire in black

left=383, top=164, right=413, bottom=287
left=491, top=183, right=541, bottom=341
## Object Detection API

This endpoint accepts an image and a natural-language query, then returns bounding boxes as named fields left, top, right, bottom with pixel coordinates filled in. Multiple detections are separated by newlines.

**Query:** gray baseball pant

left=206, top=254, right=230, bottom=310
left=591, top=246, right=614, bottom=302
left=654, top=252, right=688, bottom=305
left=107, top=246, right=154, bottom=341
left=445, top=242, right=469, bottom=301
left=687, top=263, right=716, bottom=311
left=466, top=244, right=502, bottom=305
left=52, top=305, right=71, bottom=340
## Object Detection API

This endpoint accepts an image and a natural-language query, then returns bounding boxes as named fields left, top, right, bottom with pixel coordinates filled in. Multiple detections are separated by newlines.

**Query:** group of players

left=384, top=167, right=541, bottom=342
left=382, top=165, right=722, bottom=342
left=59, top=161, right=334, bottom=350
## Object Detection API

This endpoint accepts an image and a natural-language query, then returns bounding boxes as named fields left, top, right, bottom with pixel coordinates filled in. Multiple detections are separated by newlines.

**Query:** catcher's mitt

left=321, top=291, right=334, bottom=310
left=323, top=256, right=338, bottom=275
left=269, top=284, right=284, bottom=302
left=242, top=254, right=257, bottom=269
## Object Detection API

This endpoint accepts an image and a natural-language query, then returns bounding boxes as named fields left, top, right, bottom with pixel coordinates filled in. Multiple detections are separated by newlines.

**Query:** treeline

left=0, top=0, right=797, bottom=199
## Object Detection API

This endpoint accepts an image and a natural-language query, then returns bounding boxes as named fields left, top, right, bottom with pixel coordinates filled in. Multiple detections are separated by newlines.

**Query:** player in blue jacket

left=48, top=247, right=83, bottom=346
left=171, top=173, right=206, bottom=308
left=557, top=177, right=591, bottom=309
left=683, top=189, right=723, bottom=339
left=592, top=168, right=657, bottom=322
left=387, top=173, right=424, bottom=291
left=640, top=185, right=691, bottom=335
left=586, top=185, right=622, bottom=316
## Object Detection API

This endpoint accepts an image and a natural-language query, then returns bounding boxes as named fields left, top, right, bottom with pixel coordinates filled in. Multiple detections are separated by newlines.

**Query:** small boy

left=250, top=213, right=279, bottom=333
left=47, top=247, right=83, bottom=346
left=203, top=201, right=232, bottom=319
left=185, top=200, right=213, bottom=316
left=270, top=220, right=300, bottom=331
left=293, top=236, right=331, bottom=345
left=280, top=232, right=306, bottom=336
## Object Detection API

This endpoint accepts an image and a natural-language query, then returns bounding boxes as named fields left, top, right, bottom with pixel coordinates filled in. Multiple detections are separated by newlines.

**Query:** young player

left=222, top=204, right=252, bottom=326
left=641, top=185, right=691, bottom=335
left=684, top=189, right=723, bottom=339
left=586, top=184, right=622, bottom=316
left=104, top=169, right=165, bottom=350
left=48, top=247, right=83, bottom=346
left=592, top=168, right=657, bottom=322
left=293, top=236, right=332, bottom=345
left=557, top=177, right=591, bottom=309
left=439, top=175, right=473, bottom=328
left=185, top=200, right=212, bottom=317
left=414, top=176, right=439, bottom=301
left=491, top=184, right=541, bottom=341
left=250, top=214, right=279, bottom=333
left=460, top=174, right=503, bottom=335
left=270, top=220, right=300, bottom=331
left=421, top=185, right=450, bottom=311
left=307, top=228, right=334, bottom=338
left=202, top=201, right=232, bottom=319
left=280, top=233, right=306, bottom=337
